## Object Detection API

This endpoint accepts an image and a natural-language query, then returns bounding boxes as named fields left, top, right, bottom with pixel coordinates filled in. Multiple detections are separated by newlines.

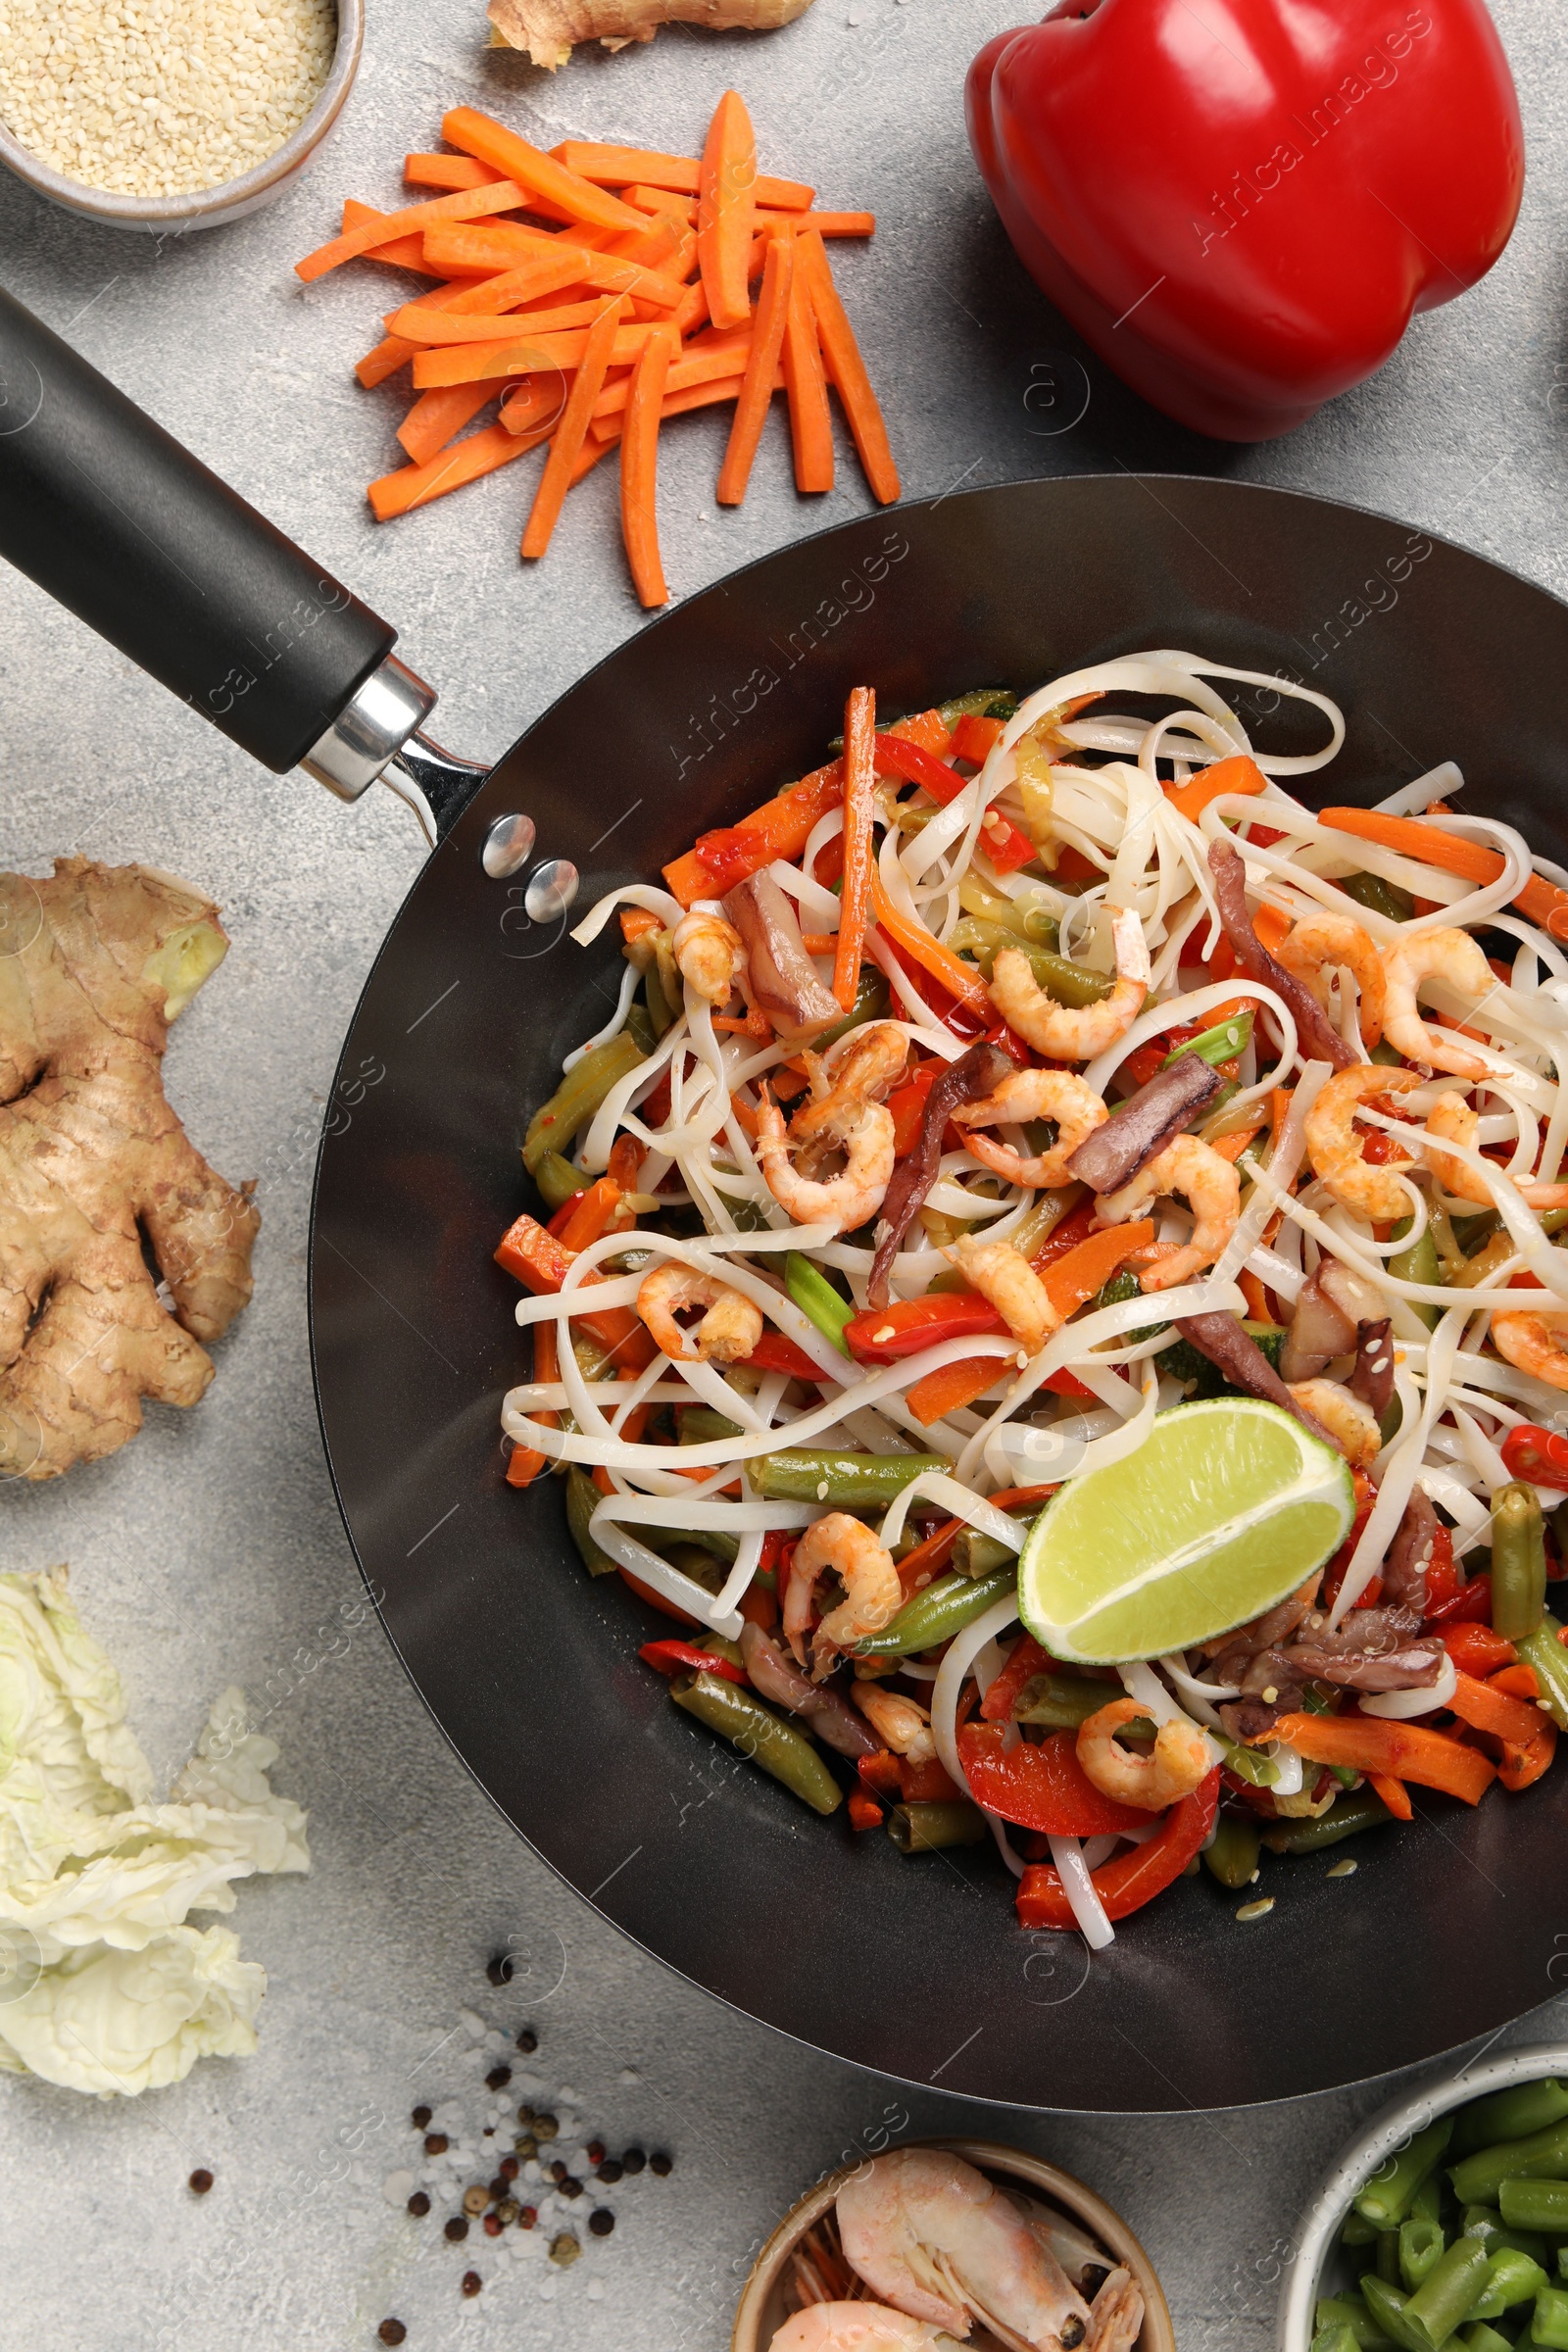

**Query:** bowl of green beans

left=1282, top=2046, right=1568, bottom=2352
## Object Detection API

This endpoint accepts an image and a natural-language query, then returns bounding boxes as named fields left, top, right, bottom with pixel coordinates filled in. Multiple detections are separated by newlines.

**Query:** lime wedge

left=1017, top=1397, right=1354, bottom=1664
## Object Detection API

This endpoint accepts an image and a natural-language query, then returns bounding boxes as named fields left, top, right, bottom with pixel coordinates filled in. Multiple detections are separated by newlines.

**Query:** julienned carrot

left=558, top=1175, right=624, bottom=1253
left=357, top=269, right=482, bottom=388
left=1166, top=754, right=1270, bottom=821
left=717, top=232, right=794, bottom=507
left=297, top=179, right=530, bottom=282
left=589, top=368, right=780, bottom=447
left=906, top=1354, right=1007, bottom=1427
left=419, top=223, right=687, bottom=311
left=1316, top=807, right=1568, bottom=935
left=341, top=197, right=433, bottom=273
left=405, top=153, right=504, bottom=191
left=522, top=297, right=627, bottom=562
left=697, top=90, right=758, bottom=334
left=442, top=107, right=648, bottom=236
left=398, top=380, right=505, bottom=466
left=1037, top=1221, right=1157, bottom=1318
left=390, top=296, right=614, bottom=346
left=835, top=688, right=877, bottom=1011
left=759, top=208, right=875, bottom=237
left=1446, top=1667, right=1550, bottom=1746
left=570, top=433, right=613, bottom=486
left=499, top=373, right=572, bottom=439
left=621, top=321, right=678, bottom=609
left=1367, top=1771, right=1413, bottom=1822
left=593, top=335, right=753, bottom=418
left=1266, top=1710, right=1496, bottom=1804
left=870, top=870, right=991, bottom=1016
left=780, top=238, right=834, bottom=493
left=412, top=321, right=654, bottom=389
left=368, top=417, right=553, bottom=521
left=507, top=1314, right=558, bottom=1488
left=554, top=139, right=812, bottom=212
left=796, top=228, right=898, bottom=505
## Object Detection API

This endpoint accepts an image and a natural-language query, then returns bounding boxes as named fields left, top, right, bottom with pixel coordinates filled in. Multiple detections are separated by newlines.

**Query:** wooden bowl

left=731, top=2137, right=1176, bottom=2352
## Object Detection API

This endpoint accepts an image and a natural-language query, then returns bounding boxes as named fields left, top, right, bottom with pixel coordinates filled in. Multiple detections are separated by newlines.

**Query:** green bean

left=1374, top=2232, right=1404, bottom=2285
left=1460, top=2211, right=1556, bottom=2268
left=1218, top=1737, right=1283, bottom=1788
left=784, top=1252, right=855, bottom=1357
left=641, top=1524, right=741, bottom=1570
left=1447, top=1235, right=1517, bottom=1294
left=1492, top=1484, right=1547, bottom=1642
left=1341, top=869, right=1418, bottom=924
left=940, top=688, right=1017, bottom=726
left=643, top=956, right=677, bottom=1038
left=1391, top=1215, right=1442, bottom=1330
left=1455, top=2084, right=1568, bottom=2160
left=1411, top=2177, right=1445, bottom=2227
left=1317, top=2295, right=1396, bottom=2350
left=812, top=963, right=892, bottom=1053
left=1518, top=1618, right=1568, bottom=1733
left=755, top=1446, right=951, bottom=1511
left=564, top=1466, right=618, bottom=1578
left=623, top=1001, right=657, bottom=1055
left=951, top=917, right=1048, bottom=985
left=1467, top=2250, right=1548, bottom=2320
left=1008, top=948, right=1115, bottom=1008
left=659, top=1544, right=731, bottom=1595
left=670, top=1670, right=843, bottom=1815
left=955, top=1529, right=1019, bottom=1579
left=1164, top=1009, right=1254, bottom=1071
left=887, top=1799, right=989, bottom=1852
left=1534, top=2288, right=1568, bottom=2350
left=523, top=1033, right=646, bottom=1175
left=1502, top=2185, right=1568, bottom=2234
left=1402, top=2219, right=1448, bottom=2292
left=1454, top=2125, right=1568, bottom=2208
left=1316, top=2326, right=1366, bottom=2352
left=1360, top=2275, right=1425, bottom=2351
left=1013, top=1670, right=1126, bottom=1729
left=1358, top=2120, right=1456, bottom=2230
left=534, top=1150, right=590, bottom=1213
left=858, top=1564, right=1017, bottom=1658
left=1203, top=1815, right=1261, bottom=1889
left=1403, top=2237, right=1492, bottom=2349
left=1345, top=2214, right=1384, bottom=2247
left=1263, top=1788, right=1395, bottom=1856
left=1458, top=2326, right=1516, bottom=2352
left=678, top=1405, right=745, bottom=1444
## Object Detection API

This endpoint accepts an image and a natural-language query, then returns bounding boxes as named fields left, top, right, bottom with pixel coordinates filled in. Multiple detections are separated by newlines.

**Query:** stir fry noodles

left=498, top=652, right=1568, bottom=1945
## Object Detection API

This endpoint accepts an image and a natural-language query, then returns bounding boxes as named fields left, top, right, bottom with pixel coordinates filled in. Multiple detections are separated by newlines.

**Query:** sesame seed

left=1235, top=1897, right=1275, bottom=1922
left=871, top=1325, right=896, bottom=1344
left=1326, top=1857, right=1358, bottom=1878
left=1261, top=1686, right=1279, bottom=1704
left=816, top=1481, right=829, bottom=1500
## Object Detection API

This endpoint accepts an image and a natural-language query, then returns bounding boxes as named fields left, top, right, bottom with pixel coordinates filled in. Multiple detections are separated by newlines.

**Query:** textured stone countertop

left=1, top=2, right=1566, bottom=2346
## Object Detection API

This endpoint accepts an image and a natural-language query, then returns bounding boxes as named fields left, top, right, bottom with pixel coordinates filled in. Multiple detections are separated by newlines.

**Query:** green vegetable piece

left=1402, top=2218, right=1448, bottom=2292
left=1492, top=1484, right=1547, bottom=1642
left=951, top=917, right=1065, bottom=987
left=1501, top=2185, right=1568, bottom=2235
left=1358, top=2121, right=1457, bottom=2230
left=1360, top=2275, right=1426, bottom=2352
left=523, top=1032, right=645, bottom=1176
left=1459, top=2326, right=1517, bottom=2352
left=887, top=1800, right=988, bottom=1852
left=535, top=1150, right=590, bottom=1213
left=1452, top=2122, right=1568, bottom=2209
left=1517, top=1618, right=1568, bottom=1734
left=1403, top=2238, right=1492, bottom=2350
left=1216, top=1736, right=1282, bottom=1788
left=812, top=962, right=891, bottom=1053
left=1377, top=2230, right=1406, bottom=2283
left=755, top=1446, right=952, bottom=1512
left=643, top=956, right=677, bottom=1038
left=1344, top=2214, right=1383, bottom=2247
left=678, top=1405, right=745, bottom=1445
left=785, top=1252, right=855, bottom=1357
left=1162, top=1009, right=1254, bottom=1071
left=1202, top=1815, right=1261, bottom=1889
left=1024, top=949, right=1114, bottom=1009
left=623, top=1001, right=657, bottom=1055
left=1412, top=2178, right=1445, bottom=2227
left=1467, top=2250, right=1548, bottom=2321
left=1316, top=2326, right=1366, bottom=2352
left=669, top=1670, right=843, bottom=1816
left=1390, top=1214, right=1441, bottom=1332
left=939, top=688, right=1017, bottom=726
left=1013, top=1671, right=1126, bottom=1730
left=1158, top=1321, right=1285, bottom=1393
left=642, top=1524, right=741, bottom=1568
left=1317, top=2294, right=1396, bottom=2350
left=954, top=1529, right=1019, bottom=1579
left=564, top=1465, right=618, bottom=1578
left=1262, top=1788, right=1395, bottom=1856
left=1534, top=2289, right=1568, bottom=2352
left=1341, top=868, right=1417, bottom=924
left=858, top=1564, right=1017, bottom=1659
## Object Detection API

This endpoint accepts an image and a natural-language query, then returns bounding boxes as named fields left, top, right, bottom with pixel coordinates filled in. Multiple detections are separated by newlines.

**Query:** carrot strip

left=759, top=208, right=875, bottom=237
left=593, top=336, right=752, bottom=418
left=507, top=1314, right=557, bottom=1488
left=499, top=373, right=573, bottom=439
left=569, top=433, right=613, bottom=487
left=1166, top=755, right=1270, bottom=821
left=405, top=153, right=505, bottom=191
left=398, top=380, right=506, bottom=466
left=442, top=108, right=648, bottom=235
left=1497, top=1719, right=1556, bottom=1792
left=420, top=222, right=686, bottom=309
left=368, top=418, right=551, bottom=522
left=558, top=1176, right=624, bottom=1254
left=389, top=296, right=615, bottom=346
left=1447, top=1667, right=1550, bottom=1746
left=552, top=140, right=812, bottom=211
left=297, top=180, right=531, bottom=282
left=522, top=297, right=627, bottom=561
left=1316, top=808, right=1568, bottom=936
left=623, top=185, right=699, bottom=224
left=697, top=90, right=758, bottom=334
left=717, top=233, right=795, bottom=508
left=1037, top=1221, right=1156, bottom=1319
left=795, top=228, right=898, bottom=505
left=870, top=871, right=990, bottom=1015
left=1266, top=1710, right=1496, bottom=1804
left=589, top=370, right=772, bottom=446
left=834, top=688, right=877, bottom=1010
left=1488, top=1661, right=1541, bottom=1701
left=906, top=1354, right=1006, bottom=1427
left=340, top=197, right=434, bottom=271
left=1367, top=1771, right=1413, bottom=1821
left=781, top=238, right=833, bottom=493
left=621, top=321, right=677, bottom=609
left=413, top=321, right=653, bottom=389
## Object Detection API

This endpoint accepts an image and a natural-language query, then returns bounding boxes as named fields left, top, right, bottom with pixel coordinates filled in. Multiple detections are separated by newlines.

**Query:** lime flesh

left=1017, top=1396, right=1355, bottom=1665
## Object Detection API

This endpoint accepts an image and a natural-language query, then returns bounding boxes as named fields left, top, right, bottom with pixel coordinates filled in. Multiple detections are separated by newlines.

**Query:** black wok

left=3, top=287, right=1566, bottom=2112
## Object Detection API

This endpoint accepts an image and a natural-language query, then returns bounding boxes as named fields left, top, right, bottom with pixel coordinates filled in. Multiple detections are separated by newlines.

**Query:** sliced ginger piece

left=487, top=0, right=814, bottom=70
left=0, top=858, right=260, bottom=1481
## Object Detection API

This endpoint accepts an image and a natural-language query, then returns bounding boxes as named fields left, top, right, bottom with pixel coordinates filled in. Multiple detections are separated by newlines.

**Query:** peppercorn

left=621, top=2148, right=646, bottom=2176
left=461, top=2270, right=482, bottom=2297
left=587, top=2140, right=606, bottom=2166
left=486, top=1952, right=514, bottom=1985
left=444, top=2217, right=468, bottom=2243
left=533, top=2114, right=559, bottom=2143
left=407, top=2192, right=431, bottom=2218
left=378, top=2323, right=408, bottom=2347
left=550, top=2232, right=580, bottom=2268
left=488, top=2176, right=508, bottom=2201
left=423, top=2133, right=448, bottom=2157
left=517, top=2205, right=537, bottom=2230
left=497, top=2199, right=519, bottom=2227
left=188, top=2169, right=214, bottom=2196
left=589, top=2210, right=615, bottom=2239
left=411, top=2106, right=431, bottom=2131
left=597, top=2159, right=624, bottom=2185
left=516, top=2028, right=537, bottom=2053
left=549, top=2160, right=566, bottom=2183
left=514, top=2133, right=538, bottom=2160
left=516, top=2102, right=535, bottom=2126
left=558, top=2176, right=584, bottom=2201
left=463, top=2186, right=489, bottom=2219
left=499, top=2155, right=519, bottom=2181
left=650, top=2152, right=673, bottom=2177
left=482, top=2214, right=502, bottom=2238
left=485, top=2065, right=512, bottom=2091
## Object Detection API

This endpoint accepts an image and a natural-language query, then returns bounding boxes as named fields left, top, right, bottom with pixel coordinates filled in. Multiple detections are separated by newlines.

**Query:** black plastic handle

left=0, top=284, right=397, bottom=775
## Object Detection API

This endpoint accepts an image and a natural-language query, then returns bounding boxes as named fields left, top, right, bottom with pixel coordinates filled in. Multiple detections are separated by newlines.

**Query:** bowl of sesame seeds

left=0, top=0, right=361, bottom=232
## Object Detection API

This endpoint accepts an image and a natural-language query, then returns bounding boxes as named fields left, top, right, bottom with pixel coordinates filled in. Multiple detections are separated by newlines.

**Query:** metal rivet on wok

left=525, top=858, right=579, bottom=922
left=482, top=812, right=536, bottom=878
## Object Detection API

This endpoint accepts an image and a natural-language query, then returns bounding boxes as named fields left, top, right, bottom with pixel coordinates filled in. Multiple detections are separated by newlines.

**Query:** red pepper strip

left=1321, top=1469, right=1377, bottom=1614
left=871, top=731, right=1037, bottom=870
left=949, top=711, right=1005, bottom=764
left=888, top=1061, right=942, bottom=1155
left=959, top=1723, right=1151, bottom=1837
left=494, top=1212, right=656, bottom=1370
left=1443, top=1623, right=1518, bottom=1678
left=847, top=1790, right=884, bottom=1832
left=845, top=1292, right=1006, bottom=1362
left=741, top=1332, right=826, bottom=1380
left=980, top=1633, right=1055, bottom=1722
left=639, top=1639, right=748, bottom=1685
left=1015, top=1768, right=1220, bottom=1930
left=1501, top=1422, right=1568, bottom=1491
left=1029, top=1195, right=1102, bottom=1272
left=899, top=1755, right=967, bottom=1804
left=1426, top=1572, right=1494, bottom=1628
left=858, top=1749, right=902, bottom=1797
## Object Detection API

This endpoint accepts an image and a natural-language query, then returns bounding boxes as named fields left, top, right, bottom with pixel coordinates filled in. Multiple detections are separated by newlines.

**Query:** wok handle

left=0, top=283, right=435, bottom=792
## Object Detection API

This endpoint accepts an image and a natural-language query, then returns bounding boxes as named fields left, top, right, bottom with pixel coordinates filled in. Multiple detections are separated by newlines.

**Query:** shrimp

left=791, top=1022, right=910, bottom=1154
left=784, top=1511, right=903, bottom=1672
left=1303, top=1064, right=1422, bottom=1221
left=1287, top=1378, right=1382, bottom=1468
left=671, top=908, right=745, bottom=1006
left=1416, top=1094, right=1568, bottom=1210
left=636, top=1263, right=762, bottom=1364
left=772, top=2307, right=960, bottom=2352
left=757, top=1095, right=896, bottom=1235
left=1492, top=1308, right=1568, bottom=1392
left=1277, top=912, right=1387, bottom=1050
left=1383, top=927, right=1499, bottom=1081
left=1094, top=1134, right=1240, bottom=1294
left=989, top=906, right=1151, bottom=1063
left=854, top=1683, right=936, bottom=1763
left=952, top=1069, right=1108, bottom=1191
left=950, top=1237, right=1060, bottom=1356
left=837, top=2148, right=1098, bottom=2352
left=1075, top=1696, right=1210, bottom=1814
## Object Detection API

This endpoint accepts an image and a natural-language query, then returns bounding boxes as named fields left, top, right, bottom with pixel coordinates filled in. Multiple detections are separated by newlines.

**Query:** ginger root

left=0, top=858, right=259, bottom=1480
left=487, top=0, right=814, bottom=70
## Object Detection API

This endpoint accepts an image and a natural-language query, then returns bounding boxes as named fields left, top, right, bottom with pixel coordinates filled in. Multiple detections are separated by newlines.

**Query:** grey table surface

left=3, top=3, right=1568, bottom=2347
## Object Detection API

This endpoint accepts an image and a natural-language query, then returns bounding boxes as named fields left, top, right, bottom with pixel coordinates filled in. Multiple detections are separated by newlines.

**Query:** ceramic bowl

left=731, top=2136, right=1175, bottom=2352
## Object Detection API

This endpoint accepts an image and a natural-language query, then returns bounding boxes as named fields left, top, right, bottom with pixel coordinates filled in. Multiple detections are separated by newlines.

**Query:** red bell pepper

left=848, top=1790, right=885, bottom=1832
left=844, top=1292, right=1006, bottom=1362
left=980, top=1633, right=1055, bottom=1721
left=638, top=1640, right=748, bottom=1685
left=872, top=732, right=1038, bottom=872
left=966, top=1, right=1524, bottom=442
left=1442, top=1623, right=1517, bottom=1678
left=959, top=1723, right=1150, bottom=1838
left=1501, top=1423, right=1568, bottom=1491
left=1015, top=1768, right=1220, bottom=1929
left=741, top=1332, right=827, bottom=1381
left=949, top=711, right=1006, bottom=766
left=1426, top=1571, right=1494, bottom=1628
